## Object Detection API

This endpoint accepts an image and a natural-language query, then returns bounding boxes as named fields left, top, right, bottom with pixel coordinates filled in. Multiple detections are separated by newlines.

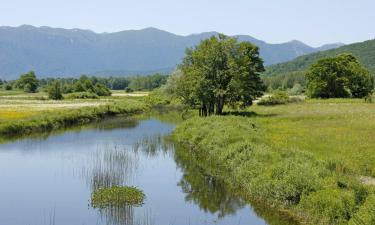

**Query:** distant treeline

left=1, top=73, right=168, bottom=92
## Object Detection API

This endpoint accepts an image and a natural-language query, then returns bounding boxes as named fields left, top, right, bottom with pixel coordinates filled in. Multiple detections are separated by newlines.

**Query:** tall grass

left=172, top=115, right=375, bottom=224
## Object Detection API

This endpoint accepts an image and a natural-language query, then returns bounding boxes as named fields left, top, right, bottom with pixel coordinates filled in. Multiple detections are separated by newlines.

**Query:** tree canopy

left=177, top=35, right=265, bottom=116
left=15, top=71, right=39, bottom=93
left=306, top=54, right=374, bottom=98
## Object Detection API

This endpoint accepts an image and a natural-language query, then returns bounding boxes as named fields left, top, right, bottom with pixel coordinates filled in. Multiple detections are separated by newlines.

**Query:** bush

left=47, top=80, right=63, bottom=100
left=257, top=91, right=290, bottom=106
left=4, top=84, right=12, bottom=90
left=93, top=83, right=111, bottom=96
left=287, top=83, right=304, bottom=96
left=124, top=87, right=134, bottom=93
left=349, top=195, right=375, bottom=225
left=65, top=92, right=99, bottom=99
left=299, top=188, right=356, bottom=224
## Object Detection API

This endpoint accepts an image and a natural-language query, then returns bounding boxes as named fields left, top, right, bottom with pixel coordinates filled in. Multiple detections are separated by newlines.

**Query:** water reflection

left=0, top=115, right=296, bottom=225
left=81, top=147, right=139, bottom=191
left=174, top=145, right=247, bottom=219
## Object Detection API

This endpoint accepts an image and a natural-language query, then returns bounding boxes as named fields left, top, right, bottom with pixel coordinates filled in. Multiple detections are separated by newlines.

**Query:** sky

left=1, top=0, right=374, bottom=47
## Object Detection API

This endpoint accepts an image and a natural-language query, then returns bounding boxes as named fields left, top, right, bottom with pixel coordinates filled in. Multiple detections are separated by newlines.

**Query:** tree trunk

left=216, top=97, right=224, bottom=115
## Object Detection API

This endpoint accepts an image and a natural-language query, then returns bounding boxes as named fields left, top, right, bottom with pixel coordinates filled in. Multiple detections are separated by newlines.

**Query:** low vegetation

left=257, top=91, right=302, bottom=106
left=172, top=109, right=375, bottom=224
left=0, top=97, right=147, bottom=137
left=91, top=186, right=145, bottom=208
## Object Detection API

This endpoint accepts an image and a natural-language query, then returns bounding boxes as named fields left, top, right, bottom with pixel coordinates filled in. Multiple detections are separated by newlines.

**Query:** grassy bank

left=172, top=100, right=375, bottom=224
left=0, top=98, right=147, bottom=137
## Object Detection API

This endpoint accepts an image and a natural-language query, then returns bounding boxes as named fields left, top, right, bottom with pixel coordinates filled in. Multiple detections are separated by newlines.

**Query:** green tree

left=306, top=54, right=374, bottom=98
left=177, top=35, right=265, bottom=116
left=93, top=83, right=111, bottom=96
left=15, top=71, right=39, bottom=93
left=47, top=80, right=64, bottom=100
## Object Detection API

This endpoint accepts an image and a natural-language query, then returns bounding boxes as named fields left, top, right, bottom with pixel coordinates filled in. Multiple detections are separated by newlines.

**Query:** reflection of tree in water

left=80, top=134, right=165, bottom=225
left=174, top=146, right=246, bottom=219
left=92, top=117, right=139, bottom=131
left=174, top=146, right=299, bottom=225
left=132, top=134, right=173, bottom=157
left=80, top=147, right=142, bottom=225
left=81, top=146, right=138, bottom=191
left=97, top=205, right=154, bottom=225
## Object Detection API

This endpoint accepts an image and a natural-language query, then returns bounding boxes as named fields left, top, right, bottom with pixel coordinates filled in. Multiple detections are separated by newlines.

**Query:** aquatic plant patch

left=91, top=186, right=145, bottom=208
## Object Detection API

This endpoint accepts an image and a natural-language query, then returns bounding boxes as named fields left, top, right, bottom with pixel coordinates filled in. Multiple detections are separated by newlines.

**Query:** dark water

left=0, top=116, right=294, bottom=225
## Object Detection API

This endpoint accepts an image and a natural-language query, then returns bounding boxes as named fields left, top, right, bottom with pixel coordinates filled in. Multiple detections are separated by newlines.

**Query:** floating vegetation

left=91, top=186, right=145, bottom=208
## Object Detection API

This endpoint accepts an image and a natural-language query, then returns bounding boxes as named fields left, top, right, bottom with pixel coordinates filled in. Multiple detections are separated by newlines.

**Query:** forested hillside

left=265, top=39, right=375, bottom=76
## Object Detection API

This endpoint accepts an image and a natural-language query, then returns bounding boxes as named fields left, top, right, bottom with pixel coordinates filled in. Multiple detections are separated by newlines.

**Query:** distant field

left=0, top=90, right=148, bottom=137
left=250, top=99, right=375, bottom=177
left=0, top=90, right=149, bottom=122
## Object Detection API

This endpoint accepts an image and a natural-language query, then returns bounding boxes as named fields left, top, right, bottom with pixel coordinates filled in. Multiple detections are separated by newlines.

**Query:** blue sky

left=1, top=0, right=374, bottom=47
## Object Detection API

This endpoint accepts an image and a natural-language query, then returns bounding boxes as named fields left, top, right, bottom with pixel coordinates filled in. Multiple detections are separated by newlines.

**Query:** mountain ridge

left=0, top=25, right=343, bottom=79
left=264, top=39, right=375, bottom=76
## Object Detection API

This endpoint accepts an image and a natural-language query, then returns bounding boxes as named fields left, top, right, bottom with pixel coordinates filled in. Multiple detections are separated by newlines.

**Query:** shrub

left=124, top=87, right=134, bottom=93
left=47, top=80, right=64, bottom=100
left=257, top=91, right=290, bottom=106
left=91, top=186, right=145, bottom=208
left=4, top=84, right=12, bottom=90
left=299, top=188, right=356, bottom=224
left=93, top=83, right=111, bottom=96
left=287, top=83, right=304, bottom=96
left=349, top=195, right=375, bottom=225
left=65, top=92, right=99, bottom=99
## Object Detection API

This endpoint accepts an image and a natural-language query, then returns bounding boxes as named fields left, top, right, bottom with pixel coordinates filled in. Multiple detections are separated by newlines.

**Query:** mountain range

left=0, top=25, right=344, bottom=79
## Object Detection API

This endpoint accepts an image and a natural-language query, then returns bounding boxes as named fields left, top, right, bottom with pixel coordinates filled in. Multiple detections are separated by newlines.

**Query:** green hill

left=264, top=39, right=375, bottom=76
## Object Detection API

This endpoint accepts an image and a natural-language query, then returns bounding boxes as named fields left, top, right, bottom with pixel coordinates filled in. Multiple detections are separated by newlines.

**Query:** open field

left=250, top=99, right=375, bottom=177
left=0, top=90, right=148, bottom=137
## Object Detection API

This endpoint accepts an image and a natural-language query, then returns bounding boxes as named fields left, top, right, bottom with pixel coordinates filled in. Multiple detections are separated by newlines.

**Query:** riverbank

left=172, top=100, right=375, bottom=225
left=0, top=98, right=148, bottom=137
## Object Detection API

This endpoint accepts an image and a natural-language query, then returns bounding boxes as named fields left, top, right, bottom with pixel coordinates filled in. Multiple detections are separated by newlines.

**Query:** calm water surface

left=0, top=116, right=293, bottom=225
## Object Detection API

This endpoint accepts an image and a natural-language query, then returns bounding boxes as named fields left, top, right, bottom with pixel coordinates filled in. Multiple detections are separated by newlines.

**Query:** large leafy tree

left=15, top=71, right=39, bottom=93
left=177, top=35, right=265, bottom=116
left=306, top=54, right=374, bottom=98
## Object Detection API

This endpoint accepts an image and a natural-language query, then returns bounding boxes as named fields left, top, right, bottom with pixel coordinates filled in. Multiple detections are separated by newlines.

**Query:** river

left=0, top=114, right=295, bottom=225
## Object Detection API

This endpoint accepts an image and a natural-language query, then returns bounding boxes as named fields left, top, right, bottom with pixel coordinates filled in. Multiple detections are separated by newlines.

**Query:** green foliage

left=15, top=71, right=39, bottom=93
left=128, top=73, right=168, bottom=91
left=4, top=83, right=12, bottom=90
left=93, top=83, right=111, bottom=96
left=257, top=91, right=296, bottom=106
left=263, top=71, right=306, bottom=91
left=172, top=115, right=373, bottom=224
left=265, top=39, right=375, bottom=77
left=177, top=34, right=265, bottom=115
left=91, top=186, right=145, bottom=208
left=349, top=195, right=375, bottom=225
left=299, top=189, right=356, bottom=224
left=65, top=92, right=99, bottom=99
left=306, top=54, right=374, bottom=98
left=124, top=87, right=133, bottom=93
left=287, top=83, right=304, bottom=96
left=47, top=80, right=63, bottom=100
